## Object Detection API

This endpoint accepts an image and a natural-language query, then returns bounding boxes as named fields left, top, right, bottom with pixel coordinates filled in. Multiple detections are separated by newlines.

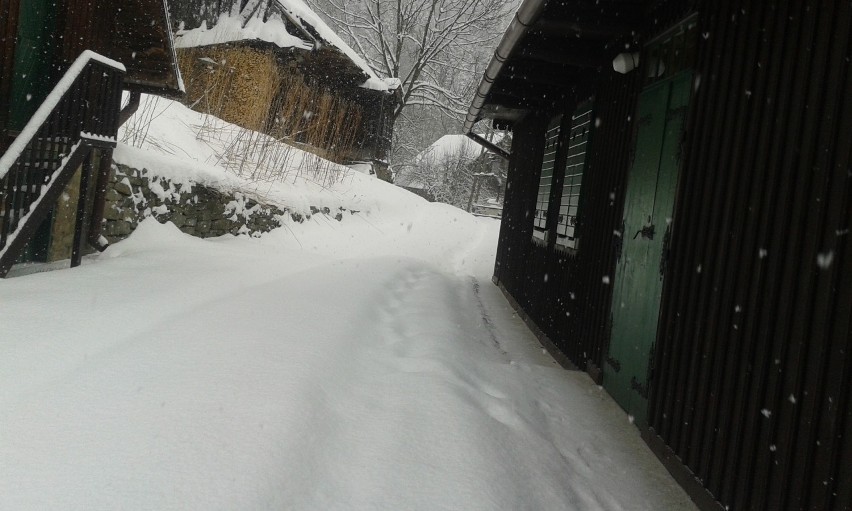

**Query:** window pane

left=533, top=117, right=562, bottom=239
left=555, top=99, right=594, bottom=249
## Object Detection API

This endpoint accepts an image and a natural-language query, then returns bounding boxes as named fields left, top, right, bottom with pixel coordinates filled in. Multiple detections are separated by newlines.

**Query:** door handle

left=633, top=224, right=655, bottom=240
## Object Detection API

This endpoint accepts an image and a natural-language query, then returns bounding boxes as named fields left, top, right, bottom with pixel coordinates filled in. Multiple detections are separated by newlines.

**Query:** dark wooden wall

left=169, top=0, right=231, bottom=30
left=649, top=0, right=852, bottom=509
left=61, top=0, right=182, bottom=94
left=494, top=0, right=851, bottom=509
left=494, top=69, right=640, bottom=371
left=0, top=0, right=20, bottom=140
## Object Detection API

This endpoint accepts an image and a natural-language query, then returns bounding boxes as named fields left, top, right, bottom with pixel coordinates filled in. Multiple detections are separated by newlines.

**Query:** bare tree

left=308, top=0, right=517, bottom=123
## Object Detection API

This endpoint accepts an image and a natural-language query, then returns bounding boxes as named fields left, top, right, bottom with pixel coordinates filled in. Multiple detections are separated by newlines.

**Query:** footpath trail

left=0, top=217, right=694, bottom=510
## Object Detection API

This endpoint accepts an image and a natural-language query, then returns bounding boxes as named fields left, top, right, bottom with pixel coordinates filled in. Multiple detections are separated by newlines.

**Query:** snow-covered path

left=0, top=213, right=694, bottom=510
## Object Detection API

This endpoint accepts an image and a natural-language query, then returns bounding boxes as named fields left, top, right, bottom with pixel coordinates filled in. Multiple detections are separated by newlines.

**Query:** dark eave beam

left=486, top=91, right=546, bottom=111
left=516, top=46, right=610, bottom=68
left=467, top=132, right=510, bottom=161
left=529, top=18, right=638, bottom=40
left=495, top=70, right=578, bottom=91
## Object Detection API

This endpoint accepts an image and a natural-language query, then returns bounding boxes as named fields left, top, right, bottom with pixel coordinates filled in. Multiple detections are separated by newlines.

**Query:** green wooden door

left=9, top=0, right=58, bottom=130
left=9, top=0, right=59, bottom=263
left=604, top=72, right=692, bottom=426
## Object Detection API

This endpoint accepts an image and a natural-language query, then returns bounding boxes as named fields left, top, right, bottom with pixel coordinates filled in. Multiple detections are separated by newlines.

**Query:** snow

left=0, top=97, right=694, bottom=511
left=0, top=213, right=694, bottom=510
left=277, top=0, right=394, bottom=91
left=80, top=132, right=117, bottom=143
left=817, top=250, right=835, bottom=269
left=423, top=134, right=485, bottom=162
left=175, top=13, right=312, bottom=52
left=175, top=0, right=397, bottom=92
left=116, top=94, right=408, bottom=216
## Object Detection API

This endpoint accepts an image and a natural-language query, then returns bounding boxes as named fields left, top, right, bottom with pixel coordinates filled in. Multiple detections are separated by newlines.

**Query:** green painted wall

left=9, top=0, right=58, bottom=130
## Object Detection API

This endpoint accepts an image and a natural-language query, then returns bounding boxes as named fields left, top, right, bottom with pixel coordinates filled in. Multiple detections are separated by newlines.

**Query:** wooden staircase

left=0, top=51, right=125, bottom=277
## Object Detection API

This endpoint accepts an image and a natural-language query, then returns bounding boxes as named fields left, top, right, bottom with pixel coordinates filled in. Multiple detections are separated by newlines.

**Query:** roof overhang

left=111, top=0, right=185, bottom=97
left=464, top=0, right=644, bottom=148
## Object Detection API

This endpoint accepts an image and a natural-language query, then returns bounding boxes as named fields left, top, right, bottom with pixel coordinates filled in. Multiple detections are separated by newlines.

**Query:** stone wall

left=102, top=163, right=338, bottom=245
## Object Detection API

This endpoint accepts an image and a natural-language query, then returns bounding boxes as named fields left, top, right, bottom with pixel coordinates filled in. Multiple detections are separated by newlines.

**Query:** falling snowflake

left=817, top=251, right=834, bottom=269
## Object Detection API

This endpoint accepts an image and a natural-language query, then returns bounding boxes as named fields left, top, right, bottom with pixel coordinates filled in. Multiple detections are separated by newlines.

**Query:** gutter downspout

left=463, top=0, right=548, bottom=156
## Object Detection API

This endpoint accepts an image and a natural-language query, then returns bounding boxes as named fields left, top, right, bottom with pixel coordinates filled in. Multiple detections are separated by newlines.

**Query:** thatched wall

left=177, top=44, right=383, bottom=166
left=178, top=46, right=281, bottom=131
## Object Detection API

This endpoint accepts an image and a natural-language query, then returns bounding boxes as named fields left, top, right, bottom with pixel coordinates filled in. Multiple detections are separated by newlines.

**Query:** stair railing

left=0, top=50, right=125, bottom=276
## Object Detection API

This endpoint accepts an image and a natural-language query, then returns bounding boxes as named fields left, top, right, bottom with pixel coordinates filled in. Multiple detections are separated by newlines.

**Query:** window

left=555, top=100, right=594, bottom=250
left=532, top=117, right=561, bottom=242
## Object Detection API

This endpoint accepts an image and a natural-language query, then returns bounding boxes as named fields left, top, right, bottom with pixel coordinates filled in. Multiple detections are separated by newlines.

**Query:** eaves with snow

left=174, top=0, right=400, bottom=93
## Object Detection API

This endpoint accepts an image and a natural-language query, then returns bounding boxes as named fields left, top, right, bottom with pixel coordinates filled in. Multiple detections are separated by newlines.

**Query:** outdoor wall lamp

left=612, top=52, right=640, bottom=74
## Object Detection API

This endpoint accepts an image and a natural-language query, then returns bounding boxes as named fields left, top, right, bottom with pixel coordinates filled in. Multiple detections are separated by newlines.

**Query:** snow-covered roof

left=418, top=135, right=486, bottom=164
left=175, top=0, right=398, bottom=92
left=395, top=135, right=487, bottom=188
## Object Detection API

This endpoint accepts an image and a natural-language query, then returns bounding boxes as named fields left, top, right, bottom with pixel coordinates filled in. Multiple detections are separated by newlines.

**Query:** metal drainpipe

left=463, top=0, right=548, bottom=142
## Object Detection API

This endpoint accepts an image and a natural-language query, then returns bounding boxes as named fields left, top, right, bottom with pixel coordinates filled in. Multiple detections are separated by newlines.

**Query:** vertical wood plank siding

left=0, top=0, right=20, bottom=136
left=649, top=1, right=852, bottom=509
left=495, top=70, right=640, bottom=370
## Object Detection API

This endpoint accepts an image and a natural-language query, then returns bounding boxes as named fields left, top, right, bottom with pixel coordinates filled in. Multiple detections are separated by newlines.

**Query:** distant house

left=467, top=1, right=851, bottom=510
left=168, top=0, right=399, bottom=181
left=395, top=134, right=486, bottom=206
left=0, top=0, right=183, bottom=276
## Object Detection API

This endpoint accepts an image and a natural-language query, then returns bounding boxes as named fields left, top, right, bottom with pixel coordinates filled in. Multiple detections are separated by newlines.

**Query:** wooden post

left=87, top=148, right=113, bottom=251
left=71, top=150, right=92, bottom=268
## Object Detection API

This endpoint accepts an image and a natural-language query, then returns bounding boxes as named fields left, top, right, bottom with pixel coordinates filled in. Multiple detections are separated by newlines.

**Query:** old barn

left=168, top=0, right=399, bottom=180
left=466, top=0, right=851, bottom=509
left=0, top=0, right=182, bottom=275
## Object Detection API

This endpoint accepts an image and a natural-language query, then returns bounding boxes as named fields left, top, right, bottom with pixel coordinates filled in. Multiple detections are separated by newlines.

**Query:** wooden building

left=0, top=0, right=182, bottom=275
left=169, top=0, right=398, bottom=180
left=465, top=0, right=851, bottom=509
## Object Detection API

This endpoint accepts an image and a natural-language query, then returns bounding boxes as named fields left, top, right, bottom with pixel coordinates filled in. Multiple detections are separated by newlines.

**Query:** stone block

left=106, top=221, right=133, bottom=237
left=212, top=219, right=233, bottom=231
left=170, top=213, right=188, bottom=227
left=103, top=205, right=124, bottom=221
left=113, top=180, right=132, bottom=196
